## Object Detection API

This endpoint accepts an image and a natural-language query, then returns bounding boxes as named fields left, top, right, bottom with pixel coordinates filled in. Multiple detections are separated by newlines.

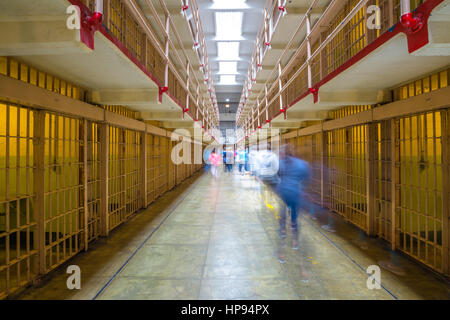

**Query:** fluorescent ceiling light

left=215, top=12, right=243, bottom=40
left=226, top=98, right=230, bottom=102
left=220, top=75, right=236, bottom=85
left=212, top=0, right=246, bottom=3
left=217, top=42, right=239, bottom=60
left=212, top=0, right=247, bottom=9
left=219, top=62, right=237, bottom=74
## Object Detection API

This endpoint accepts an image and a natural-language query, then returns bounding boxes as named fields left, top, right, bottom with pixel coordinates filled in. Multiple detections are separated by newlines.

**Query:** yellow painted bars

left=281, top=68, right=450, bottom=275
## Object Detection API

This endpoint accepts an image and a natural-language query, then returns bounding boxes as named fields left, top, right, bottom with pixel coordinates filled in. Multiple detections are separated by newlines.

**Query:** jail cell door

left=374, top=120, right=394, bottom=243
left=395, top=111, right=446, bottom=273
left=43, top=113, right=86, bottom=271
left=346, top=125, right=369, bottom=231
left=326, top=129, right=347, bottom=217
left=0, top=103, right=37, bottom=298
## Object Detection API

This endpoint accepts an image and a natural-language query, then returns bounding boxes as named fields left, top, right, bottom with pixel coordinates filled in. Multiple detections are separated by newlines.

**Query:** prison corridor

left=13, top=172, right=449, bottom=300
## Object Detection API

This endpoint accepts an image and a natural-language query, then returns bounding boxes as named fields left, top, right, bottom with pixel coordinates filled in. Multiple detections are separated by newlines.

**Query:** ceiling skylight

left=220, top=75, right=236, bottom=85
left=212, top=0, right=248, bottom=10
left=215, top=12, right=243, bottom=40
left=219, top=62, right=238, bottom=74
left=217, top=42, right=239, bottom=60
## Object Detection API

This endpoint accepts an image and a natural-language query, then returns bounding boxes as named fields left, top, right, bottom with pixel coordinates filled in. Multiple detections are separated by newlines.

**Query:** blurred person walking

left=226, top=148, right=234, bottom=173
left=236, top=148, right=246, bottom=174
left=208, top=149, right=221, bottom=178
left=275, top=144, right=312, bottom=250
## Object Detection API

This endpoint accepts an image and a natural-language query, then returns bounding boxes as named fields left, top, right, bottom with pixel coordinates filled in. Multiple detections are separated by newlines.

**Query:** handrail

left=191, top=0, right=219, bottom=120
left=238, top=0, right=323, bottom=123
left=238, top=0, right=276, bottom=109
left=123, top=0, right=218, bottom=127
left=237, top=0, right=374, bottom=127
left=262, top=0, right=367, bottom=117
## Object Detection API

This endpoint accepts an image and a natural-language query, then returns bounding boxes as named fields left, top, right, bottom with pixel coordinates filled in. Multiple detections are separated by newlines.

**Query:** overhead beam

left=91, top=89, right=160, bottom=106
left=318, top=90, right=390, bottom=105
left=0, top=20, right=88, bottom=55
left=139, top=111, right=186, bottom=121
left=162, top=121, right=196, bottom=129
left=267, top=121, right=305, bottom=129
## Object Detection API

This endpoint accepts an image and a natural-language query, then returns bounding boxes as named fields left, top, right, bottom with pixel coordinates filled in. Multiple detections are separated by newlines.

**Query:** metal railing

left=82, top=0, right=219, bottom=130
left=237, top=0, right=425, bottom=131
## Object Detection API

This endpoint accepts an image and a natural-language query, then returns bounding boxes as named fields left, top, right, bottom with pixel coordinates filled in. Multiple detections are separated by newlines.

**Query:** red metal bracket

left=309, top=87, right=319, bottom=103
left=400, top=12, right=424, bottom=34
left=278, top=6, right=286, bottom=12
left=397, top=0, right=442, bottom=53
left=182, top=5, right=189, bottom=11
left=159, top=86, right=168, bottom=102
left=80, top=10, right=103, bottom=50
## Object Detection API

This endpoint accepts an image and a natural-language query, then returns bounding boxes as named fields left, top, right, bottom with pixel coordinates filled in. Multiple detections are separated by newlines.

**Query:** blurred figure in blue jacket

left=275, top=144, right=312, bottom=250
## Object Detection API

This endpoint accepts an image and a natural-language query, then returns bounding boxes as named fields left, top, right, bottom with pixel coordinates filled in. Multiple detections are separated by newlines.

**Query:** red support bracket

left=182, top=5, right=189, bottom=11
left=400, top=12, right=424, bottom=34
left=397, top=0, right=440, bottom=53
left=278, top=6, right=286, bottom=12
left=80, top=9, right=103, bottom=50
left=265, top=42, right=271, bottom=47
left=266, top=119, right=271, bottom=123
left=309, top=87, right=319, bottom=103
left=159, top=86, right=168, bottom=102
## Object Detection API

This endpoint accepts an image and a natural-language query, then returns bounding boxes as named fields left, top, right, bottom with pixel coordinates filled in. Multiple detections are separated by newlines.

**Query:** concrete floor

left=13, top=169, right=450, bottom=300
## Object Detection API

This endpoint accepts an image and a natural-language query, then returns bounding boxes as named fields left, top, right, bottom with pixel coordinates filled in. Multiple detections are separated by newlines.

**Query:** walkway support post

left=99, top=123, right=109, bottom=237
left=366, top=123, right=377, bottom=236
left=83, top=119, right=89, bottom=251
left=442, top=110, right=449, bottom=275
left=390, top=118, right=397, bottom=251
left=33, top=110, right=46, bottom=274
left=320, top=130, right=327, bottom=207
left=140, top=131, right=147, bottom=209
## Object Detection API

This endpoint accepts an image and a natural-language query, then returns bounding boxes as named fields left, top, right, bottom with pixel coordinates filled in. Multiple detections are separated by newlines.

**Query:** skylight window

left=215, top=12, right=243, bottom=40
left=219, top=62, right=237, bottom=74
left=220, top=75, right=236, bottom=85
left=212, top=0, right=247, bottom=9
left=217, top=42, right=239, bottom=60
